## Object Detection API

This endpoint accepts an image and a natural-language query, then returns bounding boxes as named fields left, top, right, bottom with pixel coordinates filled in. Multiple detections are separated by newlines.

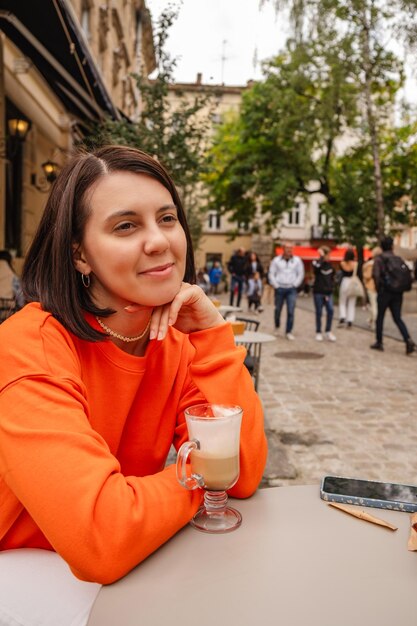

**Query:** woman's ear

left=72, top=243, right=91, bottom=275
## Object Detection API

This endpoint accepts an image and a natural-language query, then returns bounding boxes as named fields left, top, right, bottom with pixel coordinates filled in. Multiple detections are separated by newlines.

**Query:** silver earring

left=81, top=273, right=91, bottom=288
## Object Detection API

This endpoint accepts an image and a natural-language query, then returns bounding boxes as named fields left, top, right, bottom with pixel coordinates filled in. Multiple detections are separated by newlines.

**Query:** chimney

left=196, top=72, right=202, bottom=84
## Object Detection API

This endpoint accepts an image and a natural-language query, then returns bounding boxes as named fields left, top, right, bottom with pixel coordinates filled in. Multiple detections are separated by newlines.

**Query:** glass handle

left=176, top=439, right=204, bottom=490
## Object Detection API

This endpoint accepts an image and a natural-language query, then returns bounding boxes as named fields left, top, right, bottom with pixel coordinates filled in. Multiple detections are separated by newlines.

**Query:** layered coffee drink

left=177, top=404, right=244, bottom=532
left=191, top=450, right=239, bottom=491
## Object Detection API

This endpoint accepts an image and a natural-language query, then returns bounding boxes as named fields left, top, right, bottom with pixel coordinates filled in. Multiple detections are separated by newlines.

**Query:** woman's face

left=74, top=171, right=187, bottom=309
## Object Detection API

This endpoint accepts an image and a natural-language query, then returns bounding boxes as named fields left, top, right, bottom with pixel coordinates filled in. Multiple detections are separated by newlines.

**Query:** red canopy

left=275, top=246, right=372, bottom=262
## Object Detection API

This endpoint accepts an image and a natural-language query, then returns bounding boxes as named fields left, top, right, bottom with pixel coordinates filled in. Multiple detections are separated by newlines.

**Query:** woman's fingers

left=150, top=305, right=171, bottom=341
left=166, top=283, right=201, bottom=325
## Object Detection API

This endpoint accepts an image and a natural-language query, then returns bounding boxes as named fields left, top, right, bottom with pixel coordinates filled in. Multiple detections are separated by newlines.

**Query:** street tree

left=204, top=36, right=361, bottom=231
left=262, top=0, right=417, bottom=241
left=320, top=120, right=417, bottom=257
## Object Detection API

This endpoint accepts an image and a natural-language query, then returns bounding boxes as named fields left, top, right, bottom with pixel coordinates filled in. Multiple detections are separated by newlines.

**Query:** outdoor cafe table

left=87, top=485, right=416, bottom=626
left=233, top=330, right=276, bottom=389
left=218, top=304, right=243, bottom=318
left=233, top=329, right=276, bottom=346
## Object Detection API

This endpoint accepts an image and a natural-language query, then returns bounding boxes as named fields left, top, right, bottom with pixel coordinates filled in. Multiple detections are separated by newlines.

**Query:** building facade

left=0, top=0, right=155, bottom=268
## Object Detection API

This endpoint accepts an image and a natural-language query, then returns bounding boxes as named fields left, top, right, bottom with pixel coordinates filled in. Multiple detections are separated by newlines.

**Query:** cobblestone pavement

left=218, top=291, right=416, bottom=489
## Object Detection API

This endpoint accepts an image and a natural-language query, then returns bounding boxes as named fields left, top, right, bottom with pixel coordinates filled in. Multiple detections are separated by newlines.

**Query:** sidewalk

left=219, top=291, right=416, bottom=489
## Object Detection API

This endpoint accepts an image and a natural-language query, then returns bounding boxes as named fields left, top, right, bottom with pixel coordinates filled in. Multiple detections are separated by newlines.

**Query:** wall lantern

left=8, top=118, right=30, bottom=141
left=31, top=160, right=60, bottom=192
left=0, top=117, right=30, bottom=160
left=41, top=160, right=59, bottom=183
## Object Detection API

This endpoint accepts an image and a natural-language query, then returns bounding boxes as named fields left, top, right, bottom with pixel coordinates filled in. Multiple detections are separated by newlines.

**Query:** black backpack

left=382, top=255, right=413, bottom=293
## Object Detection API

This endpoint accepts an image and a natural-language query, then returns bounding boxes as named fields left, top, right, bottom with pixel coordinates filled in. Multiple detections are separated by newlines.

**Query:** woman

left=244, top=251, right=264, bottom=281
left=0, top=146, right=267, bottom=585
left=338, top=248, right=358, bottom=328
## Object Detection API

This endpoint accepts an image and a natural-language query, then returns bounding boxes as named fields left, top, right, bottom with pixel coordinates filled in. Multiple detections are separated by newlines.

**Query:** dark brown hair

left=22, top=145, right=196, bottom=341
left=343, top=248, right=355, bottom=262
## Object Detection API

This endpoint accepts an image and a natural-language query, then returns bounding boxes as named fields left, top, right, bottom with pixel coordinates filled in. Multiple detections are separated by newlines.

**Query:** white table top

left=218, top=305, right=243, bottom=317
left=87, top=485, right=416, bottom=626
left=234, top=330, right=277, bottom=344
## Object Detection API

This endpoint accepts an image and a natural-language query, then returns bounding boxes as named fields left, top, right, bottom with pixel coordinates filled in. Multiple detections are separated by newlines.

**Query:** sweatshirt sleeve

left=268, top=259, right=278, bottom=289
left=295, top=257, right=305, bottom=287
left=174, top=323, right=267, bottom=500
left=0, top=375, right=203, bottom=584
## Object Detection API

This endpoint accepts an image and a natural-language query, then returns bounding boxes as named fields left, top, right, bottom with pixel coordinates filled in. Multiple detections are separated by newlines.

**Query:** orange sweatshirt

left=0, top=303, right=267, bottom=584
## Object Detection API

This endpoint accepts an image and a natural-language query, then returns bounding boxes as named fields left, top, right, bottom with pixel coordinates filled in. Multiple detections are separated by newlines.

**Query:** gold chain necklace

left=95, top=316, right=151, bottom=343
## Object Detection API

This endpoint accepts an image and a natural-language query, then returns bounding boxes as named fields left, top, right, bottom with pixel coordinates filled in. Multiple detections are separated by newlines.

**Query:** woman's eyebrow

left=157, top=203, right=177, bottom=213
left=104, top=204, right=177, bottom=223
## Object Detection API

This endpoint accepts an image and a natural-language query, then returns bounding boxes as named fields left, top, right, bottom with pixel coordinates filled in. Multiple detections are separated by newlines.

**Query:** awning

left=0, top=0, right=120, bottom=124
left=275, top=246, right=373, bottom=262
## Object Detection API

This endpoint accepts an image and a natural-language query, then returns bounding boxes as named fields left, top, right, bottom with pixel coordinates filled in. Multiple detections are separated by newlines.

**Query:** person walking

left=227, top=247, right=246, bottom=307
left=338, top=248, right=359, bottom=328
left=312, top=246, right=336, bottom=342
left=370, top=236, right=415, bottom=354
left=268, top=242, right=304, bottom=340
left=362, top=246, right=381, bottom=329
left=244, top=251, right=264, bottom=281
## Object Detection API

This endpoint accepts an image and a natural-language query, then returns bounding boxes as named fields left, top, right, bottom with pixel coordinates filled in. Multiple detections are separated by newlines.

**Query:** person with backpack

left=312, top=246, right=336, bottom=341
left=370, top=236, right=415, bottom=355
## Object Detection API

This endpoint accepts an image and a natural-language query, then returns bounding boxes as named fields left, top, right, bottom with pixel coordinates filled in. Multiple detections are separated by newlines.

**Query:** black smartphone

left=320, top=475, right=417, bottom=512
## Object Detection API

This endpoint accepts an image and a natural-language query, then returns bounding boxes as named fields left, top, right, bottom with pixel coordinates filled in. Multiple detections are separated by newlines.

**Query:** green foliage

left=323, top=121, right=417, bottom=245
left=205, top=0, right=417, bottom=245
left=204, top=37, right=362, bottom=229
left=260, top=0, right=417, bottom=241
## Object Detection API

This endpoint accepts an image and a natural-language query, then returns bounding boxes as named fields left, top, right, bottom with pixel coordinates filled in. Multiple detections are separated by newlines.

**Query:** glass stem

left=203, top=490, right=228, bottom=514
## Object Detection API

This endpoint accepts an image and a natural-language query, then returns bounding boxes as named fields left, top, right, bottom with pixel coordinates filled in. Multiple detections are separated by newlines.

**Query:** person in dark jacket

left=227, top=247, right=246, bottom=307
left=370, top=236, right=415, bottom=354
left=312, top=246, right=336, bottom=341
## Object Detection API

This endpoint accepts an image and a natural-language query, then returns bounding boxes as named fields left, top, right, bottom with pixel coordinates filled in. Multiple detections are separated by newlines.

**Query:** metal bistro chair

left=0, top=297, right=18, bottom=323
left=235, top=317, right=261, bottom=390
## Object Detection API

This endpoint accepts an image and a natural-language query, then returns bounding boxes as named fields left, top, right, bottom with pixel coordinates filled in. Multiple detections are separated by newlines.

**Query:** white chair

left=0, top=549, right=101, bottom=626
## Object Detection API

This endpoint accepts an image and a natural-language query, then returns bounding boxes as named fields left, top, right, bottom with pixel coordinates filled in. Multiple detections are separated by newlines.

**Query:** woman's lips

left=139, top=263, right=174, bottom=277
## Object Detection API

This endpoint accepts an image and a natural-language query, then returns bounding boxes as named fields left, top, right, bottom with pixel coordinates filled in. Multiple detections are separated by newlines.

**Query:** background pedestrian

left=268, top=242, right=304, bottom=340
left=312, top=246, right=336, bottom=341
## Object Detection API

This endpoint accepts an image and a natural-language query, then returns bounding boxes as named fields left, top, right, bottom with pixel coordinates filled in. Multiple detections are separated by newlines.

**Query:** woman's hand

left=149, top=283, right=226, bottom=340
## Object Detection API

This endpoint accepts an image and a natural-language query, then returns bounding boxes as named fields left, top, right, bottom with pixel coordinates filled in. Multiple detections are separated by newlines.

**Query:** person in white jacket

left=268, top=243, right=304, bottom=340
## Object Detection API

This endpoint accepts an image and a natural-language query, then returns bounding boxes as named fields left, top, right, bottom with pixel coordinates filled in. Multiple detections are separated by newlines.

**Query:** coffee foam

left=187, top=414, right=242, bottom=456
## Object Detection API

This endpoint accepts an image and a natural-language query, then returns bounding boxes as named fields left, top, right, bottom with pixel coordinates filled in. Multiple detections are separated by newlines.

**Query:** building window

left=81, top=0, right=91, bottom=41
left=287, top=202, right=302, bottom=226
left=208, top=211, right=221, bottom=231
left=318, top=208, right=327, bottom=226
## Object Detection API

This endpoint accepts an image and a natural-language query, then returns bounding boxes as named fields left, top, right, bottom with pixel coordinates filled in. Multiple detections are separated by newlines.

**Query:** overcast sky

left=147, top=0, right=289, bottom=86
left=146, top=0, right=416, bottom=105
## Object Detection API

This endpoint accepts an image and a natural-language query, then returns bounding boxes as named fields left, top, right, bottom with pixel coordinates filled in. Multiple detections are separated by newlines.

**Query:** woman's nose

left=143, top=226, right=170, bottom=254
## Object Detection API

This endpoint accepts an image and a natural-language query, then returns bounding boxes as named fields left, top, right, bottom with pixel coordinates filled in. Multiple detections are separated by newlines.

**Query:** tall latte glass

left=176, top=403, right=243, bottom=533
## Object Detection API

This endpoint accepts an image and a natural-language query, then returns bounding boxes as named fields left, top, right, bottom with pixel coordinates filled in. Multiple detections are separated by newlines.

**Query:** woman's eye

left=115, top=222, right=135, bottom=232
left=160, top=214, right=177, bottom=224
